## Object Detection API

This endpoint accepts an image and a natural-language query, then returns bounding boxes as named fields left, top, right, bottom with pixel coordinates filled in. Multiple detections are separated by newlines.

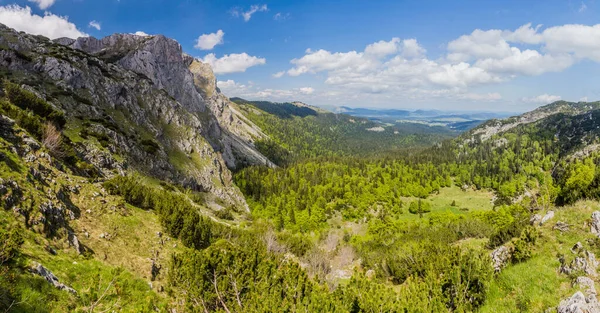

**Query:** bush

left=408, top=200, right=431, bottom=215
left=0, top=224, right=23, bottom=265
left=42, top=122, right=63, bottom=157
left=4, top=81, right=65, bottom=127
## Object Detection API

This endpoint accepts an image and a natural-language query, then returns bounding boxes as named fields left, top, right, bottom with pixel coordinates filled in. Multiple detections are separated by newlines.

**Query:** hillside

left=3, top=24, right=600, bottom=313
left=231, top=97, right=455, bottom=164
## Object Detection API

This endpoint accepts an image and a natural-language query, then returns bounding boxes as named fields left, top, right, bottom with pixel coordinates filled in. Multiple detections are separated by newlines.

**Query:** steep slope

left=0, top=24, right=272, bottom=208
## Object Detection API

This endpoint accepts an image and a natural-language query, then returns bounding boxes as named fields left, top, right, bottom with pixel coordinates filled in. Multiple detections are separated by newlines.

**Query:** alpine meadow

left=2, top=1, right=600, bottom=312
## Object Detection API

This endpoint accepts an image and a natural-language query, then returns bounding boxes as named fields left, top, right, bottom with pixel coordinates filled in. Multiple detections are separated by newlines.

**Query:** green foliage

left=254, top=139, right=291, bottom=166
left=236, top=157, right=450, bottom=232
left=408, top=199, right=432, bottom=215
left=233, top=98, right=454, bottom=162
left=0, top=223, right=23, bottom=265
left=4, top=80, right=65, bottom=127
left=103, top=175, right=218, bottom=250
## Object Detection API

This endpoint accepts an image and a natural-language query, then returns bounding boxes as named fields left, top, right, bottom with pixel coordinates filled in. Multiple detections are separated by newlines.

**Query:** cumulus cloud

left=195, top=30, right=224, bottom=50
left=231, top=4, right=268, bottom=22
left=0, top=5, right=87, bottom=39
left=27, top=0, right=55, bottom=10
left=88, top=20, right=101, bottom=31
left=272, top=71, right=285, bottom=78
left=279, top=22, right=600, bottom=106
left=217, top=80, right=319, bottom=101
left=299, top=87, right=314, bottom=95
left=134, top=31, right=150, bottom=36
left=522, top=94, right=562, bottom=104
left=201, top=53, right=266, bottom=74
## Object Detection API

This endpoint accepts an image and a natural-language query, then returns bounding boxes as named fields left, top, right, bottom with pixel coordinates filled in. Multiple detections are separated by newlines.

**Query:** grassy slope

left=480, top=201, right=600, bottom=312
left=0, top=129, right=182, bottom=311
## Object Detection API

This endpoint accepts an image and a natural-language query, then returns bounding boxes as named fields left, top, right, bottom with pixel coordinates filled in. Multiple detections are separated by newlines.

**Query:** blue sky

left=1, top=0, right=600, bottom=111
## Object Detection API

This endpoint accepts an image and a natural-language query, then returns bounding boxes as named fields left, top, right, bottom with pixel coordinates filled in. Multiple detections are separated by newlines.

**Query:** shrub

left=42, top=122, right=63, bottom=157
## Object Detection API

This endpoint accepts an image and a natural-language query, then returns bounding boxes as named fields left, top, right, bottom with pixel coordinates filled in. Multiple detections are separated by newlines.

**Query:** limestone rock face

left=0, top=23, right=274, bottom=209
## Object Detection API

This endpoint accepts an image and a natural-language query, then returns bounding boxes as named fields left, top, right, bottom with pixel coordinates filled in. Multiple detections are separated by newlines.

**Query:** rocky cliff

left=0, top=24, right=273, bottom=209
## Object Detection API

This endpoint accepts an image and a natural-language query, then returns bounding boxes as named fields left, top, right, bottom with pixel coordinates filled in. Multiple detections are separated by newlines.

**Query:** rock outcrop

left=0, top=23, right=274, bottom=209
left=32, top=263, right=77, bottom=294
left=560, top=250, right=599, bottom=278
left=557, top=277, right=600, bottom=313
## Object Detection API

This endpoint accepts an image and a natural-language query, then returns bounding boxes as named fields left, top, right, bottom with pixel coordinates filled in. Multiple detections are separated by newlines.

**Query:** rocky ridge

left=0, top=24, right=273, bottom=208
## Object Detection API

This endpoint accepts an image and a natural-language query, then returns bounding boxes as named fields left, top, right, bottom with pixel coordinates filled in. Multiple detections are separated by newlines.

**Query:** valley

left=1, top=22, right=600, bottom=313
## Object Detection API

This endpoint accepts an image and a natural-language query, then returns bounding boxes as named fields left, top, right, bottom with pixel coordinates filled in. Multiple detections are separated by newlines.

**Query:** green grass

left=398, top=185, right=494, bottom=220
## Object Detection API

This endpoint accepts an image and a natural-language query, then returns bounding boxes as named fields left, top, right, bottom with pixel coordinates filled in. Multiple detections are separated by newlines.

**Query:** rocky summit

left=0, top=24, right=272, bottom=209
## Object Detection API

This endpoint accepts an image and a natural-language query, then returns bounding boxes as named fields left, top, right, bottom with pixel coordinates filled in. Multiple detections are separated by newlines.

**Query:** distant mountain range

left=318, top=105, right=518, bottom=131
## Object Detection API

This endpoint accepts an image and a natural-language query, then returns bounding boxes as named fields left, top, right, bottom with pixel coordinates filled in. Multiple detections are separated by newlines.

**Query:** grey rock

left=591, top=212, right=600, bottom=237
left=530, top=214, right=542, bottom=225
left=32, top=263, right=77, bottom=294
left=554, top=221, right=570, bottom=232
left=557, top=291, right=600, bottom=313
left=560, top=250, right=599, bottom=277
left=572, top=242, right=584, bottom=254
left=68, top=232, right=82, bottom=255
left=490, top=245, right=511, bottom=273
left=540, top=211, right=555, bottom=225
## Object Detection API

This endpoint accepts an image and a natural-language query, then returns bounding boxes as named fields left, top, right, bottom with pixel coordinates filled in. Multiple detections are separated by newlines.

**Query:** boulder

left=68, top=232, right=82, bottom=255
left=490, top=245, right=511, bottom=273
left=540, top=211, right=555, bottom=225
left=591, top=212, right=600, bottom=237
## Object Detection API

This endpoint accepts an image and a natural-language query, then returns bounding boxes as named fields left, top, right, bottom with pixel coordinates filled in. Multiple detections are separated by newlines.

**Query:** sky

left=1, top=0, right=600, bottom=112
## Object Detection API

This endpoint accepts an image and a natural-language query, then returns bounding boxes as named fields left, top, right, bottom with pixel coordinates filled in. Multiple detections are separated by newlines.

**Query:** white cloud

left=217, top=80, right=319, bottom=101
left=274, top=12, right=290, bottom=21
left=27, top=0, right=55, bottom=10
left=365, top=38, right=400, bottom=57
left=299, top=87, right=314, bottom=95
left=201, top=53, right=266, bottom=74
left=272, top=71, right=285, bottom=78
left=401, top=39, right=426, bottom=58
left=0, top=5, right=88, bottom=39
left=521, top=94, right=562, bottom=104
left=88, top=20, right=101, bottom=31
left=134, top=31, right=150, bottom=36
left=579, top=2, right=588, bottom=12
left=231, top=4, right=268, bottom=22
left=195, top=29, right=224, bottom=50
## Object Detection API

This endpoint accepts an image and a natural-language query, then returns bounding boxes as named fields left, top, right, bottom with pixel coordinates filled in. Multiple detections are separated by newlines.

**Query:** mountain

left=0, top=24, right=276, bottom=210
left=4, top=24, right=600, bottom=313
